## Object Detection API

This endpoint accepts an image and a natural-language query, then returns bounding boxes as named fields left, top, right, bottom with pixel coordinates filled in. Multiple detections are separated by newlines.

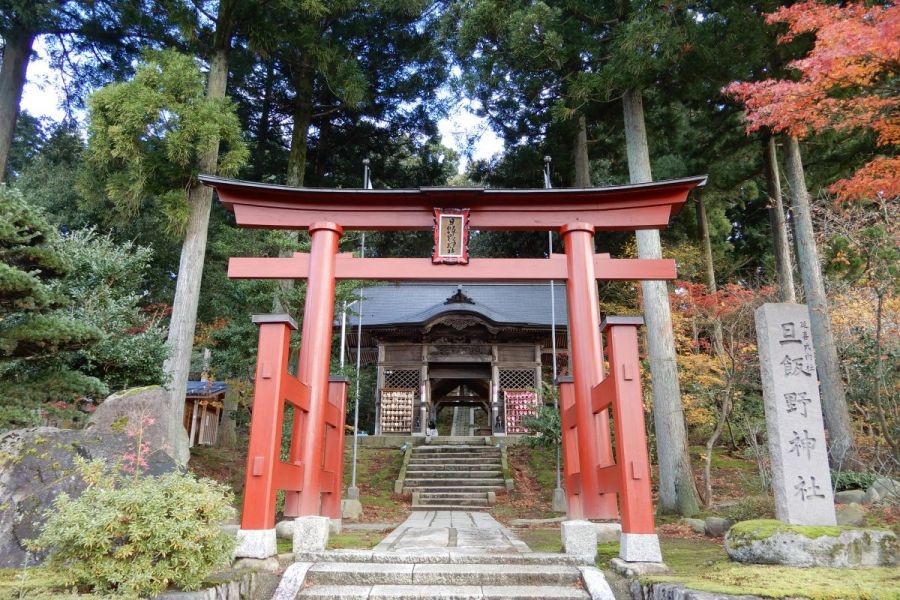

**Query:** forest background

left=0, top=0, right=896, bottom=514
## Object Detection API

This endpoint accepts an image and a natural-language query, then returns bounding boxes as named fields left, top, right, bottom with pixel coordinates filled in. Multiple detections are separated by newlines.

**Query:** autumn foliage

left=724, top=1, right=899, bottom=203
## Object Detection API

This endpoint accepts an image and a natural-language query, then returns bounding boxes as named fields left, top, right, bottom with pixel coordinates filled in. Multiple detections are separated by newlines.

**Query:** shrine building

left=344, top=282, right=569, bottom=437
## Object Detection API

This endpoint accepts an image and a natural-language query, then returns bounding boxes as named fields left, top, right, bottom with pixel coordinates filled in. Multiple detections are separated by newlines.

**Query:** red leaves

left=673, top=280, right=773, bottom=321
left=723, top=1, right=900, bottom=203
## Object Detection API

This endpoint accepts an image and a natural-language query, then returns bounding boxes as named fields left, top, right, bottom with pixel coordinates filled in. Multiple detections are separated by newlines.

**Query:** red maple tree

left=724, top=1, right=899, bottom=203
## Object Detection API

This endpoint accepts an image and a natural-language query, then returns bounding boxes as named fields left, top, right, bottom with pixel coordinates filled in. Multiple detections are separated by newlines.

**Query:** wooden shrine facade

left=202, top=173, right=706, bottom=563
left=345, top=283, right=570, bottom=437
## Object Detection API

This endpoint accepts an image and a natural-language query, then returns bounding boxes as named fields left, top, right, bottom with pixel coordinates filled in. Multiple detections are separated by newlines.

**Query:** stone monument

left=755, top=303, right=836, bottom=526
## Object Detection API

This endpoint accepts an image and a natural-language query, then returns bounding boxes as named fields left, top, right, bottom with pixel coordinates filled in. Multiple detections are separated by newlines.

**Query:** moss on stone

left=642, top=564, right=900, bottom=599
left=728, top=519, right=889, bottom=548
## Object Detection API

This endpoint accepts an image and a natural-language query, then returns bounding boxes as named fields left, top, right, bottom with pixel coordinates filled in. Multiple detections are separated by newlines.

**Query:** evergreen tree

left=80, top=48, right=248, bottom=463
left=0, top=186, right=104, bottom=429
left=0, top=0, right=169, bottom=180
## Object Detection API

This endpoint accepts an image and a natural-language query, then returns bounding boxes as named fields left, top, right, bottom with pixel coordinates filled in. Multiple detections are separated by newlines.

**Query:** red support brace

left=561, top=223, right=618, bottom=519
left=558, top=378, right=583, bottom=519
left=321, top=376, right=349, bottom=519
left=240, top=315, right=308, bottom=530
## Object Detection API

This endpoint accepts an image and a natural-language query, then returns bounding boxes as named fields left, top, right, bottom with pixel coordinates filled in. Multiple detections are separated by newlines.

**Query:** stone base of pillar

left=342, top=498, right=363, bottom=519
left=235, top=528, right=277, bottom=559
left=619, top=532, right=663, bottom=562
left=561, top=519, right=597, bottom=560
left=609, top=557, right=670, bottom=578
left=552, top=487, right=568, bottom=513
left=293, top=516, right=330, bottom=553
left=329, top=518, right=342, bottom=534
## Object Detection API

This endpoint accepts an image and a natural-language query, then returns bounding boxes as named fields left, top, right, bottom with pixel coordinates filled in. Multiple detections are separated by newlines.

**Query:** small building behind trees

left=184, top=381, right=228, bottom=446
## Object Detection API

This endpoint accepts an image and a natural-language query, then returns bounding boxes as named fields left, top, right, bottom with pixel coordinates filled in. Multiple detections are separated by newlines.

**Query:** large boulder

left=0, top=387, right=182, bottom=568
left=725, top=519, right=898, bottom=568
left=869, top=477, right=900, bottom=505
left=88, top=386, right=190, bottom=466
left=834, top=489, right=868, bottom=505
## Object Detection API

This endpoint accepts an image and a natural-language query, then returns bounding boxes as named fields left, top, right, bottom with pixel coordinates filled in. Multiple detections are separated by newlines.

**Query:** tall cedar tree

left=81, top=48, right=247, bottom=464
left=0, top=187, right=104, bottom=428
left=0, top=0, right=167, bottom=181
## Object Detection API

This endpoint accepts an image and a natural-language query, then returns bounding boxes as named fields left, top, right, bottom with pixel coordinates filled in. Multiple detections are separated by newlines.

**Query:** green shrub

left=29, top=458, right=236, bottom=597
left=831, top=470, right=878, bottom=492
left=722, top=495, right=775, bottom=522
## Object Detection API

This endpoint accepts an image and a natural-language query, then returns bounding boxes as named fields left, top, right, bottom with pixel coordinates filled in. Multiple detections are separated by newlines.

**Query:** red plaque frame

left=432, top=208, right=470, bottom=264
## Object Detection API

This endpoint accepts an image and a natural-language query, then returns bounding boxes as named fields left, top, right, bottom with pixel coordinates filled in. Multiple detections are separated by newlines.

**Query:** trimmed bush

left=29, top=458, right=236, bottom=597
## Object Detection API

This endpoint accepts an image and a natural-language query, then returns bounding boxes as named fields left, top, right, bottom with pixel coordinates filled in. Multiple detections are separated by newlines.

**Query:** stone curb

left=630, top=580, right=763, bottom=600
left=579, top=566, right=616, bottom=600
left=270, top=562, right=312, bottom=600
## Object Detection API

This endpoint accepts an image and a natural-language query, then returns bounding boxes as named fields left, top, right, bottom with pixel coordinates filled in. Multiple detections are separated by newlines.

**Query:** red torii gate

left=202, top=174, right=706, bottom=561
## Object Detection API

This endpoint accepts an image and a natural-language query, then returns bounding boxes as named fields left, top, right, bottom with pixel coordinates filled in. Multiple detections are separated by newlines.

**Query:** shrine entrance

left=203, top=174, right=706, bottom=561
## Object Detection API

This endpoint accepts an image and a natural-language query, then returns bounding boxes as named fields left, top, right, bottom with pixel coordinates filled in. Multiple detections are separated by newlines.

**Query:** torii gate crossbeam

left=202, top=174, right=706, bottom=564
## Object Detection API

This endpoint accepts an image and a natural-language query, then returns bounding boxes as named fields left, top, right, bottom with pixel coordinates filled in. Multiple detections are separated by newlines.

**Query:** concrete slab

left=369, top=584, right=483, bottom=599
left=482, top=585, right=589, bottom=599
left=298, top=584, right=372, bottom=599
left=308, top=562, right=414, bottom=585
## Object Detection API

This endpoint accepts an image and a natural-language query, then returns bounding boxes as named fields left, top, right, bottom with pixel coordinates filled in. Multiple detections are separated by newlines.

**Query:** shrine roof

left=186, top=380, right=228, bottom=397
left=345, top=283, right=568, bottom=328
left=201, top=174, right=707, bottom=231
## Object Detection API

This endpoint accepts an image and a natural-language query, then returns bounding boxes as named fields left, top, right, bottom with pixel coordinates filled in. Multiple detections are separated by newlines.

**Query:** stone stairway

left=404, top=440, right=504, bottom=511
left=286, top=511, right=608, bottom=600
left=295, top=555, right=592, bottom=599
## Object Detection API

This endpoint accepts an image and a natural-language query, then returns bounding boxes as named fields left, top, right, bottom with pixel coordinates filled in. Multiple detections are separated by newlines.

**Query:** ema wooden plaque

left=433, top=208, right=469, bottom=264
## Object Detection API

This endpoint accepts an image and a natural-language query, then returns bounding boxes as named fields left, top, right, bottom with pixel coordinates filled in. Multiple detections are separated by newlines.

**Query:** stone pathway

left=373, top=511, right=531, bottom=554
left=279, top=511, right=615, bottom=599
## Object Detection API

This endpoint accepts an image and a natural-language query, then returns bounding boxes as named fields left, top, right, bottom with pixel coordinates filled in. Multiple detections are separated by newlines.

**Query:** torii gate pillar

left=561, top=223, right=618, bottom=519
left=285, top=222, right=342, bottom=517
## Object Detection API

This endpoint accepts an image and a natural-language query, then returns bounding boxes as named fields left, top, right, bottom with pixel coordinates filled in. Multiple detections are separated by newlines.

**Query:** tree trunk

left=763, top=135, right=796, bottom=303
left=782, top=135, right=855, bottom=466
left=162, top=46, right=231, bottom=465
left=623, top=88, right=701, bottom=516
left=286, top=66, right=313, bottom=188
left=218, top=383, right=239, bottom=448
left=0, top=29, right=35, bottom=181
left=272, top=66, right=314, bottom=313
left=251, top=61, right=275, bottom=180
left=695, top=190, right=725, bottom=357
left=573, top=114, right=590, bottom=187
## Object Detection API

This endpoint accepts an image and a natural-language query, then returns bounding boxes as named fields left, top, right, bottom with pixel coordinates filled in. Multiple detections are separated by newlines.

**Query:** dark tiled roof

left=344, top=283, right=568, bottom=328
left=186, top=381, right=228, bottom=397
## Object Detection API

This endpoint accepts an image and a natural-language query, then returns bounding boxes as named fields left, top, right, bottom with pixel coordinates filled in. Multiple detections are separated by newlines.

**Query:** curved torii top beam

left=200, top=174, right=707, bottom=232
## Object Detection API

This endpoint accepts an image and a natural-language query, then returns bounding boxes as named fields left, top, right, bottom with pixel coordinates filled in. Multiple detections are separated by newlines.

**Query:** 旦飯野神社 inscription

left=755, top=303, right=836, bottom=525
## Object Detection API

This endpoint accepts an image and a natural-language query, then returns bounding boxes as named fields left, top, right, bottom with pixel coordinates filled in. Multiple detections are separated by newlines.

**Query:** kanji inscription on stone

left=755, top=303, right=836, bottom=525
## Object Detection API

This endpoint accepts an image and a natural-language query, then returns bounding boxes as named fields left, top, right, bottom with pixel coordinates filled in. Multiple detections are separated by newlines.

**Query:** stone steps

left=293, top=550, right=594, bottom=566
left=297, top=563, right=590, bottom=599
left=404, top=478, right=505, bottom=488
left=298, top=584, right=589, bottom=599
left=405, top=470, right=502, bottom=478
left=418, top=495, right=489, bottom=506
left=410, top=504, right=490, bottom=511
left=404, top=443, right=505, bottom=509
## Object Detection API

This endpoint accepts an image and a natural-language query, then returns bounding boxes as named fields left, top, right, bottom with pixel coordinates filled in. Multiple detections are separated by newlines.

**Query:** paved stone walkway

left=372, top=510, right=532, bottom=554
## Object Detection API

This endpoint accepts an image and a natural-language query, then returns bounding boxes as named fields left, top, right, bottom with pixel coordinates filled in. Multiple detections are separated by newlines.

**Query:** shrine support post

left=285, top=222, right=343, bottom=517
left=235, top=314, right=307, bottom=559
left=597, top=317, right=661, bottom=561
left=558, top=377, right=583, bottom=518
left=560, top=223, right=618, bottom=519
left=321, top=376, right=349, bottom=519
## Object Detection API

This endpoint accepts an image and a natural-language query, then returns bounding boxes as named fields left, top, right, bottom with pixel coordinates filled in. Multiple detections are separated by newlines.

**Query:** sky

left=20, top=45, right=504, bottom=176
